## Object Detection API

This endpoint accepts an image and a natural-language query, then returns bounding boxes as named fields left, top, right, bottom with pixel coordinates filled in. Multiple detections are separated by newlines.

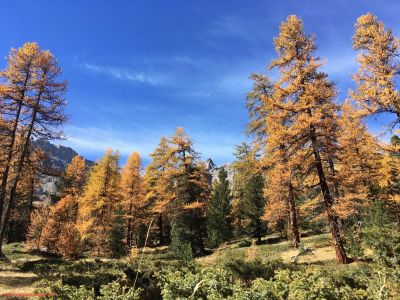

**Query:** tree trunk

left=288, top=182, right=300, bottom=248
left=158, top=213, right=164, bottom=245
left=0, top=94, right=41, bottom=256
left=310, top=126, right=348, bottom=264
left=0, top=69, right=32, bottom=230
left=328, top=158, right=340, bottom=199
left=127, top=201, right=133, bottom=247
left=256, top=219, right=262, bottom=244
left=0, top=101, right=23, bottom=228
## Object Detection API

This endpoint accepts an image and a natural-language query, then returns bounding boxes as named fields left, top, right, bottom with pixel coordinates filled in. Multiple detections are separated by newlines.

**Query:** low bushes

left=35, top=280, right=142, bottom=300
left=157, top=263, right=370, bottom=300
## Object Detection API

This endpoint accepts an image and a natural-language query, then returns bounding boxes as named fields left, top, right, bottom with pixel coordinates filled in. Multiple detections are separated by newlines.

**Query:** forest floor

left=0, top=232, right=348, bottom=297
left=0, top=243, right=41, bottom=296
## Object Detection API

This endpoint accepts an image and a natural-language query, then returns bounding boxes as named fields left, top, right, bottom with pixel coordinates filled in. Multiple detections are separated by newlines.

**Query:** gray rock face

left=34, top=140, right=234, bottom=199
left=205, top=158, right=235, bottom=185
left=33, top=139, right=93, bottom=172
left=33, top=139, right=94, bottom=198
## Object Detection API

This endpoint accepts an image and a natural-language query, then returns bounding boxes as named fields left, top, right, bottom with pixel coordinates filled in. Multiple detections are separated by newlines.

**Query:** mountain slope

left=33, top=139, right=94, bottom=198
left=34, top=141, right=234, bottom=198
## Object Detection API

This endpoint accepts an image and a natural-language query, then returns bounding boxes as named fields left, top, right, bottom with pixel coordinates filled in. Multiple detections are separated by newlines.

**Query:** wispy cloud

left=61, top=125, right=242, bottom=165
left=61, top=126, right=157, bottom=159
left=209, top=16, right=250, bottom=39
left=321, top=51, right=358, bottom=77
left=81, top=62, right=167, bottom=85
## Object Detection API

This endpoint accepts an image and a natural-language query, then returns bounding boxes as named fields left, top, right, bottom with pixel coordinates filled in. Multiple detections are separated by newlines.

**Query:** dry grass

left=0, top=233, right=338, bottom=295
left=197, top=233, right=335, bottom=266
left=0, top=270, right=39, bottom=295
left=281, top=246, right=336, bottom=263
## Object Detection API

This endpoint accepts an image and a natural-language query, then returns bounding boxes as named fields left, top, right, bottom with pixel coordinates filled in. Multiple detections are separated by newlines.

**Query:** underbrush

left=2, top=230, right=398, bottom=299
left=21, top=259, right=162, bottom=299
left=156, top=259, right=373, bottom=300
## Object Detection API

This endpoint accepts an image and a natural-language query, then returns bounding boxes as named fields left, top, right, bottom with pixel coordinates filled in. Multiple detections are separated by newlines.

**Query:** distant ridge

left=33, top=139, right=94, bottom=198
left=34, top=140, right=235, bottom=199
left=205, top=158, right=235, bottom=185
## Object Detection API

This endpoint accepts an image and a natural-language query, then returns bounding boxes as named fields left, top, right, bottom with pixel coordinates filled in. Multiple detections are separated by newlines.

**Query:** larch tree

left=247, top=52, right=302, bottom=248
left=231, top=143, right=267, bottom=242
left=0, top=43, right=67, bottom=257
left=167, top=128, right=210, bottom=257
left=26, top=203, right=51, bottom=253
left=144, top=136, right=174, bottom=245
left=351, top=13, right=400, bottom=227
left=351, top=13, right=400, bottom=122
left=263, top=152, right=301, bottom=246
left=7, top=146, right=43, bottom=243
left=380, top=139, right=400, bottom=226
left=258, top=15, right=347, bottom=263
left=262, top=128, right=302, bottom=247
left=120, top=152, right=145, bottom=247
left=206, top=166, right=232, bottom=248
left=41, top=194, right=81, bottom=257
left=77, top=149, right=121, bottom=256
left=39, top=157, right=87, bottom=258
left=62, top=155, right=87, bottom=198
left=336, top=102, right=383, bottom=220
left=246, top=73, right=271, bottom=147
left=57, top=222, right=82, bottom=259
left=0, top=43, right=39, bottom=226
left=247, top=57, right=301, bottom=247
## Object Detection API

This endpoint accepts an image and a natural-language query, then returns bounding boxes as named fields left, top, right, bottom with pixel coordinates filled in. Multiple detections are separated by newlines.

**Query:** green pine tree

left=170, top=169, right=207, bottom=257
left=108, top=209, right=127, bottom=258
left=241, top=174, right=267, bottom=244
left=166, top=128, right=210, bottom=258
left=207, top=167, right=233, bottom=248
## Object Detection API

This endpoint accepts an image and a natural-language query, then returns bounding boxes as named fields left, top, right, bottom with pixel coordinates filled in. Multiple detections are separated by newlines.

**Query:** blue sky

left=1, top=0, right=399, bottom=165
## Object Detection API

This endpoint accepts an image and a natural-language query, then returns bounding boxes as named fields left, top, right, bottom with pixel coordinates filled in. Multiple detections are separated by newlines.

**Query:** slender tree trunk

left=0, top=102, right=23, bottom=224
left=24, top=175, right=36, bottom=240
left=310, top=126, right=348, bottom=264
left=0, top=69, right=32, bottom=227
left=288, top=182, right=300, bottom=248
left=158, top=213, right=164, bottom=245
left=255, top=219, right=262, bottom=244
left=127, top=201, right=133, bottom=247
left=0, top=95, right=40, bottom=256
left=328, top=158, right=340, bottom=199
left=127, top=221, right=132, bottom=248
left=279, top=143, right=301, bottom=248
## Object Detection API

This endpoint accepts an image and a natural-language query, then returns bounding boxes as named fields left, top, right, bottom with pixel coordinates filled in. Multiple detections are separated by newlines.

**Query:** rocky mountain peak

left=33, top=139, right=94, bottom=199
left=33, top=139, right=94, bottom=172
left=205, top=158, right=217, bottom=171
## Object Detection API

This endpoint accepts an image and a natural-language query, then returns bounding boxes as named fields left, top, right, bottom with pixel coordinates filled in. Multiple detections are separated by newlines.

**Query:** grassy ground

left=0, top=243, right=41, bottom=295
left=0, top=233, right=350, bottom=297
left=197, top=233, right=334, bottom=266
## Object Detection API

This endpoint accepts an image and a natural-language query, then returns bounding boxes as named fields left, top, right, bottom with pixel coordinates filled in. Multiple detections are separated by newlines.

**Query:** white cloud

left=61, top=125, right=241, bottom=165
left=320, top=51, right=358, bottom=77
left=62, top=126, right=157, bottom=159
left=81, top=62, right=167, bottom=85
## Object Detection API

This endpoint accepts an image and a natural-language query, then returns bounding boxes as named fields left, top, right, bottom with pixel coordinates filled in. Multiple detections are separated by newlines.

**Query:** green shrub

left=157, top=266, right=236, bottom=299
left=223, top=258, right=287, bottom=284
left=170, top=237, right=193, bottom=265
left=35, top=280, right=95, bottom=300
left=98, top=281, right=141, bottom=300
left=230, top=271, right=291, bottom=300
left=157, top=262, right=372, bottom=300
left=363, top=226, right=400, bottom=299
left=236, top=239, right=252, bottom=248
left=19, top=258, right=67, bottom=277
left=35, top=280, right=141, bottom=300
left=286, top=268, right=367, bottom=300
